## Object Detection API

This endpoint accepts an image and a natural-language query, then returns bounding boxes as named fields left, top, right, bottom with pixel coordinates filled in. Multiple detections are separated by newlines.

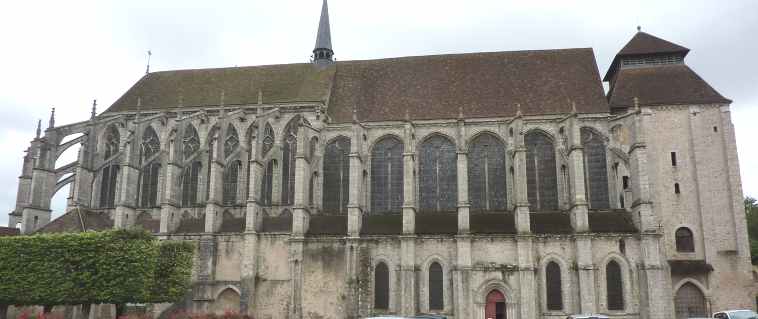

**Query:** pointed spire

left=91, top=99, right=97, bottom=120
left=48, top=107, right=55, bottom=129
left=36, top=119, right=41, bottom=138
left=312, top=0, right=334, bottom=65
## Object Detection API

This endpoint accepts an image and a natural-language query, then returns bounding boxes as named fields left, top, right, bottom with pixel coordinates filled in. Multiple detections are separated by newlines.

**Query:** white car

left=713, top=310, right=758, bottom=319
left=566, top=315, right=610, bottom=319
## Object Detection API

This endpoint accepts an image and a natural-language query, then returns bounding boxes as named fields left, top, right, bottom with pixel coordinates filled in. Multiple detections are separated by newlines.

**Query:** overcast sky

left=1, top=0, right=756, bottom=226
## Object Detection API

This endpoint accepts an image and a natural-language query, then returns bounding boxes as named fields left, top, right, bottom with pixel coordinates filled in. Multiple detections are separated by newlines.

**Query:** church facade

left=8, top=1, right=754, bottom=318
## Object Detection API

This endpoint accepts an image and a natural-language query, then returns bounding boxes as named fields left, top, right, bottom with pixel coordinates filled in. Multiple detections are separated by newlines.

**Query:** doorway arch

left=485, top=290, right=506, bottom=319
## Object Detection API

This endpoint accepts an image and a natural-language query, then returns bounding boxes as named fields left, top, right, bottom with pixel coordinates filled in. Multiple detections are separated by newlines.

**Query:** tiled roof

left=617, top=32, right=689, bottom=57
left=470, top=212, right=516, bottom=234
left=669, top=260, right=714, bottom=275
left=361, top=214, right=402, bottom=235
left=608, top=64, right=730, bottom=108
left=105, top=49, right=611, bottom=120
left=328, top=49, right=609, bottom=122
left=36, top=209, right=114, bottom=234
left=530, top=212, right=573, bottom=234
left=307, top=215, right=347, bottom=236
left=175, top=217, right=205, bottom=233
left=219, top=217, right=245, bottom=233
left=106, top=63, right=335, bottom=113
left=0, top=227, right=20, bottom=237
left=588, top=211, right=637, bottom=233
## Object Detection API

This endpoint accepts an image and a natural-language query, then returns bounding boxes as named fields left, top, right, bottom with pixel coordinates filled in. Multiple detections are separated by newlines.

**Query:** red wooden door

left=485, top=290, right=506, bottom=319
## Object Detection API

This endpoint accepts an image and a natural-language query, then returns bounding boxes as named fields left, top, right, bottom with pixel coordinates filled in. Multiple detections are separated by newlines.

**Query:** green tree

left=745, top=196, right=758, bottom=259
left=0, top=230, right=194, bottom=319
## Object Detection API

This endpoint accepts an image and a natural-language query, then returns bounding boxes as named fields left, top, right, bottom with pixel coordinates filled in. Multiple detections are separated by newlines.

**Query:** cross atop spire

left=312, top=0, right=334, bottom=65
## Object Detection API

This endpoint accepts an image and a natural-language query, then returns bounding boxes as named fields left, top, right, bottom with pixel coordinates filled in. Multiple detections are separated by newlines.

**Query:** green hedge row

left=0, top=229, right=194, bottom=307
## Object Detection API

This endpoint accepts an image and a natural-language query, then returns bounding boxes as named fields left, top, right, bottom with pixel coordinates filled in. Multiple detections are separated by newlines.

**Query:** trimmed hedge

left=0, top=229, right=194, bottom=307
left=150, top=241, right=195, bottom=303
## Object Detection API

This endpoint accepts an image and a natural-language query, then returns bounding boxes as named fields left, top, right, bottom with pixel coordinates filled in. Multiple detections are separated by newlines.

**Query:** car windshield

left=730, top=310, right=758, bottom=319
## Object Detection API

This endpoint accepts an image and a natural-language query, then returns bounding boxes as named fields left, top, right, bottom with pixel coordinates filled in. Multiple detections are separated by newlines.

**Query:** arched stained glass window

left=224, top=124, right=239, bottom=159
left=582, top=128, right=610, bottom=209
left=675, top=283, right=707, bottom=319
left=323, top=136, right=350, bottom=214
left=281, top=116, right=300, bottom=205
left=261, top=160, right=275, bottom=206
left=468, top=133, right=507, bottom=211
left=104, top=126, right=120, bottom=159
left=181, top=161, right=202, bottom=206
left=429, top=262, right=444, bottom=310
left=223, top=160, right=241, bottom=205
left=262, top=123, right=274, bottom=157
left=606, top=260, right=624, bottom=311
left=525, top=131, right=558, bottom=211
left=371, top=136, right=404, bottom=214
left=139, top=163, right=160, bottom=208
left=138, top=126, right=161, bottom=208
left=374, top=262, right=389, bottom=310
left=100, top=125, right=122, bottom=208
left=675, top=227, right=695, bottom=252
left=419, top=135, right=457, bottom=212
left=99, top=164, right=119, bottom=208
left=141, top=126, right=160, bottom=160
left=183, top=125, right=200, bottom=160
left=546, top=261, right=563, bottom=311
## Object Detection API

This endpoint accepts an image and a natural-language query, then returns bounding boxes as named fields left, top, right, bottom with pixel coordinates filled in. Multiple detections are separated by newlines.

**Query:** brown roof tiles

left=105, top=49, right=611, bottom=121
left=608, top=64, right=731, bottom=108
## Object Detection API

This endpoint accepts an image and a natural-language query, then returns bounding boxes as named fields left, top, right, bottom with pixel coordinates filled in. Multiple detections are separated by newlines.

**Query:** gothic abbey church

left=8, top=1, right=754, bottom=318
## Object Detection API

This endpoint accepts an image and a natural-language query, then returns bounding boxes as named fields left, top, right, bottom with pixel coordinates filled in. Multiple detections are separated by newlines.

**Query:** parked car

left=414, top=315, right=447, bottom=319
left=566, top=315, right=610, bottom=319
left=713, top=310, right=758, bottom=319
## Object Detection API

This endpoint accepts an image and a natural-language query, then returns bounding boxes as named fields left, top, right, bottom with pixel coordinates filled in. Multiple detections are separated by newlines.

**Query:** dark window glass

left=671, top=152, right=677, bottom=166
left=675, top=183, right=681, bottom=194
left=261, top=160, right=275, bottom=206
left=675, top=227, right=695, bottom=252
left=419, top=135, right=457, bottom=212
left=323, top=136, right=350, bottom=214
left=262, top=123, right=274, bottom=157
left=429, top=262, right=444, bottom=310
left=606, top=260, right=624, bottom=311
left=223, top=160, right=241, bottom=205
left=371, top=136, right=404, bottom=214
left=374, top=262, right=389, bottom=309
left=525, top=131, right=558, bottom=211
left=181, top=161, right=201, bottom=206
left=622, top=176, right=630, bottom=190
left=224, top=124, right=239, bottom=158
left=675, top=283, right=707, bottom=319
left=468, top=133, right=507, bottom=211
left=104, top=126, right=120, bottom=159
left=582, top=128, right=610, bottom=209
left=141, top=126, right=160, bottom=160
left=546, top=261, right=563, bottom=311
left=281, top=116, right=300, bottom=205
left=309, top=173, right=315, bottom=206
left=99, top=164, right=119, bottom=208
left=139, top=163, right=160, bottom=208
left=182, top=125, right=200, bottom=160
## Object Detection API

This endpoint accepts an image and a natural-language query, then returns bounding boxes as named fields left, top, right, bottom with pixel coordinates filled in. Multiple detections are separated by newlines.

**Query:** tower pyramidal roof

left=313, top=0, right=334, bottom=64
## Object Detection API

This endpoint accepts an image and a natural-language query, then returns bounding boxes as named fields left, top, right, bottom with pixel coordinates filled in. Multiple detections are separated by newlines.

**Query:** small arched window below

left=675, top=227, right=695, bottom=252
left=374, top=262, right=389, bottom=310
left=606, top=260, right=624, bottom=311
left=429, top=262, right=444, bottom=310
left=546, top=261, right=563, bottom=311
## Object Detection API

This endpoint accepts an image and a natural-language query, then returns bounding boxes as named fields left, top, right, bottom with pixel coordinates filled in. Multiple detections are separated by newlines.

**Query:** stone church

left=8, top=1, right=754, bottom=318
